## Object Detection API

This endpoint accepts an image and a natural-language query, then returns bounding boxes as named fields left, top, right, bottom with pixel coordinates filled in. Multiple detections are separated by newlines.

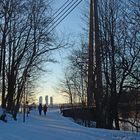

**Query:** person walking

left=43, top=104, right=48, bottom=115
left=38, top=103, right=42, bottom=115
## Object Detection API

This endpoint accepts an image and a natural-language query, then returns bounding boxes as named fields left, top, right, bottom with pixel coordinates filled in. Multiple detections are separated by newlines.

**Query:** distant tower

left=45, top=95, right=48, bottom=105
left=39, top=96, right=43, bottom=104
left=50, top=96, right=53, bottom=106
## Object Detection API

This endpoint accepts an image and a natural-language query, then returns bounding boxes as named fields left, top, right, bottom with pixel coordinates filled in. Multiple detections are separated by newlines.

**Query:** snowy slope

left=0, top=108, right=139, bottom=140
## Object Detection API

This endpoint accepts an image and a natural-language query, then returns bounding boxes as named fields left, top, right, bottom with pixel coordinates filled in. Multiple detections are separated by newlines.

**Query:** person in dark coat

left=38, top=103, right=42, bottom=115
left=0, top=110, right=7, bottom=123
left=43, top=104, right=48, bottom=115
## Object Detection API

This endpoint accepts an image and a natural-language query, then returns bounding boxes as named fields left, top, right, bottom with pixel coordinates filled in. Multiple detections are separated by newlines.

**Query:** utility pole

left=87, top=0, right=94, bottom=107
left=93, top=0, right=103, bottom=127
left=87, top=0, right=103, bottom=127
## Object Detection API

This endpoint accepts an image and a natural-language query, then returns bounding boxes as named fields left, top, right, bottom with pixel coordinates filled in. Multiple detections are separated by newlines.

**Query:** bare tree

left=98, top=0, right=140, bottom=129
left=0, top=0, right=65, bottom=119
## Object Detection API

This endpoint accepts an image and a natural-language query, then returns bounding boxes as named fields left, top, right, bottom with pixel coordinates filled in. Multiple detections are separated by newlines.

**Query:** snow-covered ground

left=0, top=108, right=140, bottom=140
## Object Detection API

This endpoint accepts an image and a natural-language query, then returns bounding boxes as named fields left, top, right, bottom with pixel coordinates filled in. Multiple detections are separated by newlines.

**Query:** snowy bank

left=0, top=109, right=139, bottom=140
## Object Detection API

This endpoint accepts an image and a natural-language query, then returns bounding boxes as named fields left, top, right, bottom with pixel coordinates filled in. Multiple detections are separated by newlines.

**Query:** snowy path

left=0, top=109, right=139, bottom=140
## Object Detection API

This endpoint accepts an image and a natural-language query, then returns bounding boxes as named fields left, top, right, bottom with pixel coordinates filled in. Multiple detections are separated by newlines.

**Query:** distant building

left=50, top=96, right=53, bottom=106
left=45, top=96, right=48, bottom=105
left=39, top=96, right=43, bottom=104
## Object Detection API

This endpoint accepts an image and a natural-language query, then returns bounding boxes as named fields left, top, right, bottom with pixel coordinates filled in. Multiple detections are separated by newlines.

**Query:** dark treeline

left=59, top=0, right=140, bottom=130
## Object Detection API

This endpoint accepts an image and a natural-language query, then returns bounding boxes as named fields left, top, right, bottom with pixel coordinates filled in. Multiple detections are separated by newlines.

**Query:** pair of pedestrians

left=38, top=104, right=48, bottom=115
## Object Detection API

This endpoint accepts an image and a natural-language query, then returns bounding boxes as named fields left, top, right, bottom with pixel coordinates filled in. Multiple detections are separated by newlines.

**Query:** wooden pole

left=87, top=0, right=94, bottom=107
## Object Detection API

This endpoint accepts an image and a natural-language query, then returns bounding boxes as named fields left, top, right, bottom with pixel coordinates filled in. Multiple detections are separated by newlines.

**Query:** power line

left=48, top=0, right=82, bottom=34
left=47, top=0, right=78, bottom=29
left=38, top=0, right=74, bottom=35
left=41, top=0, right=83, bottom=35
left=47, top=0, right=81, bottom=30
left=36, top=0, right=82, bottom=37
left=46, top=0, right=71, bottom=28
left=51, top=0, right=71, bottom=20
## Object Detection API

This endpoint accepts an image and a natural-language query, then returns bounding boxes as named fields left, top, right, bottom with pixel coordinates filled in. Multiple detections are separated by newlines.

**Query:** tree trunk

left=93, top=0, right=104, bottom=128
left=87, top=0, right=94, bottom=107
left=1, top=37, right=6, bottom=109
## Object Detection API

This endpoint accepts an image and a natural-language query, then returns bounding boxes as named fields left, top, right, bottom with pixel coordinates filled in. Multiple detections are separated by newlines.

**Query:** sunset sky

left=36, top=0, right=85, bottom=104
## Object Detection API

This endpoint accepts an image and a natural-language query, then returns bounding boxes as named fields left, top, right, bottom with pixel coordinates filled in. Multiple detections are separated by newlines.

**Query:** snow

left=0, top=108, right=140, bottom=140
